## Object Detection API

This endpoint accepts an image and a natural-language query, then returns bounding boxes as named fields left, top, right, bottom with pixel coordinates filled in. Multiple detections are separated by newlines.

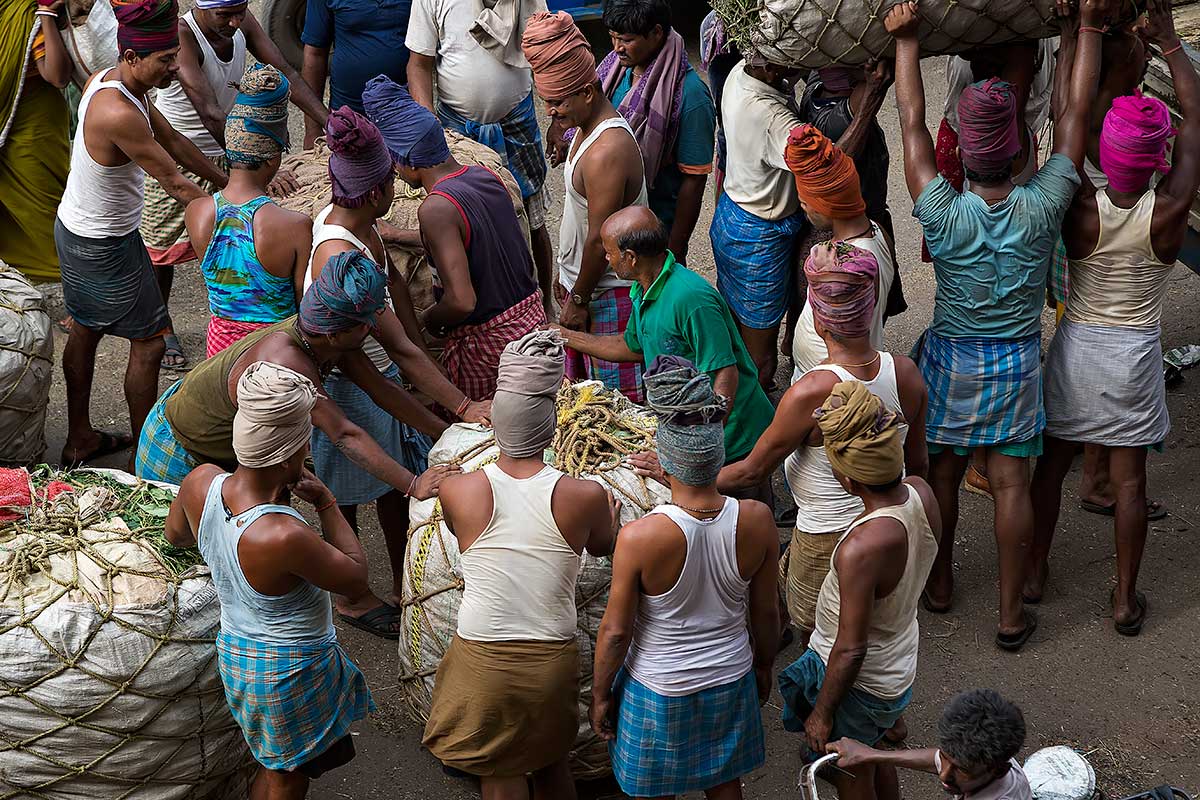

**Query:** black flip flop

left=1114, top=591, right=1148, bottom=637
left=62, top=430, right=134, bottom=469
left=995, top=610, right=1038, bottom=652
left=160, top=333, right=190, bottom=372
left=921, top=589, right=952, bottom=614
left=1080, top=498, right=1168, bottom=521
left=338, top=604, right=403, bottom=640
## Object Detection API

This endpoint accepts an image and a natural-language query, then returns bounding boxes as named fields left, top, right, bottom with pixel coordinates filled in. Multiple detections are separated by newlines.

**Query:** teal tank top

left=196, top=473, right=335, bottom=645
left=201, top=193, right=299, bottom=324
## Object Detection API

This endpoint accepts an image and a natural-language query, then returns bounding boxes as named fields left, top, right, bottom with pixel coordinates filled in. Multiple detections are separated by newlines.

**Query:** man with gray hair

left=423, top=330, right=620, bottom=800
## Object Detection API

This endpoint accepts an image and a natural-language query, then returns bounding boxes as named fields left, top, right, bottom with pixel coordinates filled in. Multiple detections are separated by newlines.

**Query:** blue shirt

left=914, top=153, right=1080, bottom=339
left=301, top=0, right=412, bottom=112
left=610, top=66, right=716, bottom=230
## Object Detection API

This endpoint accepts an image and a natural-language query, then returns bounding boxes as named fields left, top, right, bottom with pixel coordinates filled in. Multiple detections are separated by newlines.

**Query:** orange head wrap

left=784, top=124, right=866, bottom=220
left=521, top=11, right=598, bottom=100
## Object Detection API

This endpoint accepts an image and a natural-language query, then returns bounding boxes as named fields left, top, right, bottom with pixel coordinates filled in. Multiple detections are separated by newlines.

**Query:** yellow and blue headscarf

left=225, top=61, right=290, bottom=166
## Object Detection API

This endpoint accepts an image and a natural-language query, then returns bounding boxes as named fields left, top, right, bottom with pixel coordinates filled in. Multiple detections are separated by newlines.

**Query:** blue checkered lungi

left=710, top=192, right=805, bottom=329
left=438, top=93, right=547, bottom=201
left=217, top=631, right=375, bottom=771
left=609, top=668, right=765, bottom=797
left=135, top=380, right=198, bottom=485
left=914, top=329, right=1044, bottom=450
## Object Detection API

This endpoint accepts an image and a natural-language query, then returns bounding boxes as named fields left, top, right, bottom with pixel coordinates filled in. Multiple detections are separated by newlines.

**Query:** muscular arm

left=174, top=23, right=228, bottom=146
left=552, top=325, right=642, bottom=363
left=309, top=391, right=423, bottom=491
left=301, top=45, right=330, bottom=148
left=592, top=523, right=646, bottom=715
left=35, top=11, right=72, bottom=89
left=243, top=13, right=329, bottom=132
left=716, top=377, right=827, bottom=492
left=895, top=357, right=929, bottom=479
left=339, top=348, right=448, bottom=439
left=742, top=502, right=781, bottom=695
left=841, top=64, right=891, bottom=159
left=712, top=364, right=737, bottom=423
left=165, top=464, right=224, bottom=547
left=890, top=18, right=937, bottom=200
left=1053, top=7, right=1104, bottom=166
left=1155, top=24, right=1200, bottom=215
left=419, top=197, right=477, bottom=330
left=183, top=195, right=217, bottom=263
left=104, top=100, right=213, bottom=205
left=148, top=103, right=229, bottom=188
left=407, top=52, right=436, bottom=112
left=572, top=136, right=642, bottom=299
left=667, top=173, right=706, bottom=260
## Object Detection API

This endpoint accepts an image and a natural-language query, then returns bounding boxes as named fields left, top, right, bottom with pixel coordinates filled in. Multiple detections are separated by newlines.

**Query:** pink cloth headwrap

left=326, top=106, right=393, bottom=209
left=1099, top=90, right=1174, bottom=193
left=805, top=241, right=878, bottom=340
left=956, top=78, right=1020, bottom=175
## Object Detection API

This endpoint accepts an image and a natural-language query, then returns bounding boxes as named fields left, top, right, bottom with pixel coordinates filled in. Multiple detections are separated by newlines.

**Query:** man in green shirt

left=553, top=206, right=774, bottom=501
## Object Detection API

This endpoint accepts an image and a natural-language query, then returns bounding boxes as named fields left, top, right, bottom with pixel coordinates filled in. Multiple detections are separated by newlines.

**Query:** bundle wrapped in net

left=0, top=468, right=253, bottom=799
left=277, top=131, right=532, bottom=316
left=398, top=382, right=670, bottom=779
left=0, top=264, right=53, bottom=467
left=712, top=0, right=1065, bottom=68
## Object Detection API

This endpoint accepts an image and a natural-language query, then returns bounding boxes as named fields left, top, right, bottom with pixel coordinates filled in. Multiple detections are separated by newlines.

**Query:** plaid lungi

left=554, top=284, right=645, bottom=404
left=140, top=154, right=226, bottom=266
left=710, top=192, right=804, bottom=330
left=914, top=329, right=1044, bottom=450
left=438, top=93, right=547, bottom=202
left=135, top=380, right=199, bottom=485
left=207, top=315, right=275, bottom=359
left=441, top=292, right=546, bottom=401
left=1049, top=237, right=1070, bottom=306
left=610, top=667, right=764, bottom=797
left=217, top=631, right=375, bottom=771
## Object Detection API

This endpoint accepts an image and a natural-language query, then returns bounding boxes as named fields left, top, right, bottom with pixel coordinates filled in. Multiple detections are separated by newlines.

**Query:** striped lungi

left=780, top=530, right=840, bottom=633
left=555, top=284, right=645, bottom=404
left=710, top=192, right=804, bottom=330
left=206, top=315, right=276, bottom=359
left=140, top=154, right=226, bottom=266
left=135, top=380, right=199, bottom=485
left=610, top=668, right=765, bottom=797
left=1044, top=318, right=1169, bottom=447
left=915, top=329, right=1044, bottom=450
left=441, top=292, right=546, bottom=401
left=217, top=631, right=374, bottom=771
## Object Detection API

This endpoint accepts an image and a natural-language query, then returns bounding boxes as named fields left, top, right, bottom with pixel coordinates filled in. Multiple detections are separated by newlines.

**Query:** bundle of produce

left=276, top=132, right=532, bottom=316
left=711, top=0, right=1064, bottom=68
left=0, top=468, right=253, bottom=799
left=398, top=381, right=670, bottom=779
left=0, top=264, right=53, bottom=466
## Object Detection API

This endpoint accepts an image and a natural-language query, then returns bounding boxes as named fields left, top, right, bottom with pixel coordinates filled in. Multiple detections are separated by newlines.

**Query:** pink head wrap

left=1099, top=90, right=1175, bottom=193
left=956, top=78, right=1020, bottom=175
left=817, top=67, right=856, bottom=94
left=805, top=241, right=878, bottom=340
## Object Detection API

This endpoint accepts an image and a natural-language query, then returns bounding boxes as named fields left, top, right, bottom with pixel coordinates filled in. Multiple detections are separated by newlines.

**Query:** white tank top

left=624, top=498, right=753, bottom=697
left=785, top=353, right=907, bottom=534
left=305, top=205, right=395, bottom=372
left=557, top=115, right=647, bottom=295
left=57, top=72, right=151, bottom=238
left=456, top=464, right=581, bottom=642
left=809, top=484, right=939, bottom=699
left=791, top=222, right=897, bottom=383
left=154, top=11, right=247, bottom=158
left=1066, top=190, right=1174, bottom=329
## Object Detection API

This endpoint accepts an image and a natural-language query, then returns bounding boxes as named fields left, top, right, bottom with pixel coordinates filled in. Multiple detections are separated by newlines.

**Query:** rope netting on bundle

left=711, top=0, right=1066, bottom=67
left=0, top=468, right=253, bottom=800
left=398, top=382, right=669, bottom=779
left=0, top=265, right=53, bottom=467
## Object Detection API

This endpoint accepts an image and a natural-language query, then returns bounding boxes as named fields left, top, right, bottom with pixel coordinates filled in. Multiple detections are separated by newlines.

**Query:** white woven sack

left=64, top=0, right=118, bottom=86
left=0, top=470, right=253, bottom=799
left=0, top=265, right=53, bottom=466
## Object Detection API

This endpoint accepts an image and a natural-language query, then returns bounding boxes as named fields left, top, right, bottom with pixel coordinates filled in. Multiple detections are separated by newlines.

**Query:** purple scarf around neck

left=596, top=28, right=689, bottom=189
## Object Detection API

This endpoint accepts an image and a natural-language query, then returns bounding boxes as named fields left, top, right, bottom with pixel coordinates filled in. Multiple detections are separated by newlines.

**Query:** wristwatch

left=570, top=291, right=588, bottom=306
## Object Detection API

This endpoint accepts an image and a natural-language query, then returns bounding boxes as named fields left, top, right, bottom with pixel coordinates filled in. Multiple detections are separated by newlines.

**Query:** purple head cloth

left=956, top=78, right=1021, bottom=175
left=326, top=106, right=393, bottom=208
left=362, top=75, right=451, bottom=168
left=804, top=241, right=878, bottom=339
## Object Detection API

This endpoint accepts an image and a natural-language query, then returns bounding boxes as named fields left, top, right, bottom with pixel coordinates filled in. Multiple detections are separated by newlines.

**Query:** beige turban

left=492, top=330, right=565, bottom=458
left=233, top=361, right=319, bottom=468
left=814, top=380, right=904, bottom=486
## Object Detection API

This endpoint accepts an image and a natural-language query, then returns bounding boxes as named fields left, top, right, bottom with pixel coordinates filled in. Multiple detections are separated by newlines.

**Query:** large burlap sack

left=0, top=265, right=53, bottom=466
left=714, top=0, right=1063, bottom=67
left=62, top=0, right=118, bottom=86
left=398, top=393, right=670, bottom=779
left=278, top=131, right=532, bottom=316
left=0, top=469, right=253, bottom=799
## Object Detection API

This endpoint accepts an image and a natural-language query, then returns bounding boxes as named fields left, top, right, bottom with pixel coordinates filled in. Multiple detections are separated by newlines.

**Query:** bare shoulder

left=257, top=203, right=316, bottom=241
left=179, top=463, right=224, bottom=503
left=893, top=355, right=927, bottom=393
left=903, top=476, right=939, bottom=517
left=440, top=469, right=488, bottom=502
left=787, top=368, right=839, bottom=406
left=736, top=498, right=776, bottom=535
left=558, top=474, right=607, bottom=503
left=836, top=515, right=905, bottom=566
left=615, top=512, right=675, bottom=551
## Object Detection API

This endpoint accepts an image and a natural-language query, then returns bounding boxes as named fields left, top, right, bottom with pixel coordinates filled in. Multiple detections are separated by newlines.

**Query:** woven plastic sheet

left=712, top=0, right=1062, bottom=68
left=398, top=384, right=671, bottom=779
left=0, top=265, right=53, bottom=467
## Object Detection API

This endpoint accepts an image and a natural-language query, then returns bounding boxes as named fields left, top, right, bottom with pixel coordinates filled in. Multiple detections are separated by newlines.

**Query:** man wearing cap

left=185, top=62, right=312, bottom=358
left=165, top=361, right=373, bottom=798
left=365, top=77, right=547, bottom=402
left=142, top=0, right=329, bottom=369
left=777, top=381, right=940, bottom=800
left=138, top=250, right=459, bottom=638
left=887, top=0, right=1101, bottom=649
left=522, top=10, right=649, bottom=403
left=424, top=330, right=620, bottom=800
left=56, top=0, right=227, bottom=471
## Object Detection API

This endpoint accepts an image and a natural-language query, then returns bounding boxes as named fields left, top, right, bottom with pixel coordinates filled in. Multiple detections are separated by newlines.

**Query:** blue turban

left=298, top=251, right=387, bottom=335
left=361, top=75, right=451, bottom=168
left=644, top=355, right=727, bottom=487
left=225, top=61, right=290, bottom=166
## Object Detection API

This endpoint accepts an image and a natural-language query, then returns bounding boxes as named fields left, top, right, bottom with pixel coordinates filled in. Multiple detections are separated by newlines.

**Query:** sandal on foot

left=1080, top=498, right=1167, bottom=521
left=161, top=333, right=190, bottom=372
left=1114, top=591, right=1148, bottom=637
left=995, top=610, right=1038, bottom=652
left=921, top=589, right=953, bottom=614
left=338, top=604, right=403, bottom=640
left=61, top=430, right=134, bottom=468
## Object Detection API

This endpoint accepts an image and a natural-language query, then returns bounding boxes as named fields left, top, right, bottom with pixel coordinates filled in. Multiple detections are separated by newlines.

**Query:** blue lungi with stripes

left=217, top=632, right=375, bottom=771
left=914, top=329, right=1044, bottom=453
left=609, top=667, right=765, bottom=796
left=135, top=380, right=198, bottom=485
left=710, top=192, right=805, bottom=329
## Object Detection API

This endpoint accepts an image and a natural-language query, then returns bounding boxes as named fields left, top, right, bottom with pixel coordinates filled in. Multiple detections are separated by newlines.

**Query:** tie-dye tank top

left=201, top=193, right=298, bottom=324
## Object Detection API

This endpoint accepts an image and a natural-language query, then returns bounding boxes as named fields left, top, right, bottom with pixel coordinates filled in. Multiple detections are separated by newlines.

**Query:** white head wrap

left=233, top=361, right=319, bottom=468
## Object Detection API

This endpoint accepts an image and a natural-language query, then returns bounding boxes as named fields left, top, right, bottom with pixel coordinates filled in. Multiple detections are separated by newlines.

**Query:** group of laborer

left=4, top=0, right=1198, bottom=796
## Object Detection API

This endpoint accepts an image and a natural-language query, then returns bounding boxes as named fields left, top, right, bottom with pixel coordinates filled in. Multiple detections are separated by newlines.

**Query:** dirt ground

left=34, top=11, right=1200, bottom=799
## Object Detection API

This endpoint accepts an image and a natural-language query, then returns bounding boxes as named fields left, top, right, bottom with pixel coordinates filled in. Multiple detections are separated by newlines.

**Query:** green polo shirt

left=624, top=253, right=774, bottom=462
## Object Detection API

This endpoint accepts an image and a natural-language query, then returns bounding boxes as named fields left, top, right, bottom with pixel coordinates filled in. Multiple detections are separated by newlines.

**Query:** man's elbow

left=831, top=643, right=868, bottom=668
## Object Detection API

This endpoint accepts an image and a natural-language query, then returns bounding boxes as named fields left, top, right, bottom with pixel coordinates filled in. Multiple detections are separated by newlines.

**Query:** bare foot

left=61, top=430, right=134, bottom=468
